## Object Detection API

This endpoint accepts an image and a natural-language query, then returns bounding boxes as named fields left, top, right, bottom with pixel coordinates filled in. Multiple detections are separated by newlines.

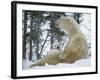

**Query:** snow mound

left=22, top=57, right=91, bottom=69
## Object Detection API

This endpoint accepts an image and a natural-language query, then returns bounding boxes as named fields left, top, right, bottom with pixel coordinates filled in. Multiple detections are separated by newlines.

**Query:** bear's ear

left=60, top=16, right=71, bottom=23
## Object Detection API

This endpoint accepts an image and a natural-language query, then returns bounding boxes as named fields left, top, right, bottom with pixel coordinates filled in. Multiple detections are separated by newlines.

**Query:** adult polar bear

left=56, top=16, right=88, bottom=62
left=30, top=16, right=88, bottom=68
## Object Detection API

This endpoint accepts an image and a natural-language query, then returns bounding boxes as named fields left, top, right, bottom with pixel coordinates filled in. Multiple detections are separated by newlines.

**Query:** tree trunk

left=50, top=13, right=55, bottom=49
left=36, top=41, right=40, bottom=60
left=23, top=11, right=27, bottom=59
left=29, top=12, right=33, bottom=61
left=39, top=32, right=49, bottom=57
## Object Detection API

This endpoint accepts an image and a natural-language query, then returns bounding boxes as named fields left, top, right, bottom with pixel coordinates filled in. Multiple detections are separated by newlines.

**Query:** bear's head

left=55, top=16, right=80, bottom=37
left=56, top=16, right=77, bottom=29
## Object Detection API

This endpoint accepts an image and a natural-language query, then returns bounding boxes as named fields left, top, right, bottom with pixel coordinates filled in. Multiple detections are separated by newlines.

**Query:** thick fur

left=56, top=16, right=88, bottom=63
left=30, top=16, right=88, bottom=68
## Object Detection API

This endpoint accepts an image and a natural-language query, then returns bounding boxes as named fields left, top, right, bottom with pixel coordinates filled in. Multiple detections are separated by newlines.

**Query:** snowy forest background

left=22, top=10, right=91, bottom=69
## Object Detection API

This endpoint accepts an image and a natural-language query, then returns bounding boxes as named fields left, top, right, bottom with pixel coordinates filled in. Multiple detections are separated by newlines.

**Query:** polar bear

left=30, top=16, right=88, bottom=68
left=56, top=16, right=88, bottom=63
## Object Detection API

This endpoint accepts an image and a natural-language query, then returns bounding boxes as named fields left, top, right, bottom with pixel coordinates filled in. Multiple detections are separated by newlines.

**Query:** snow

left=22, top=60, right=33, bottom=69
left=22, top=57, right=91, bottom=70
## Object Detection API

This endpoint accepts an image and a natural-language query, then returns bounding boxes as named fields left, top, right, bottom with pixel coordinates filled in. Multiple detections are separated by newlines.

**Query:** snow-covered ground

left=22, top=57, right=91, bottom=70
